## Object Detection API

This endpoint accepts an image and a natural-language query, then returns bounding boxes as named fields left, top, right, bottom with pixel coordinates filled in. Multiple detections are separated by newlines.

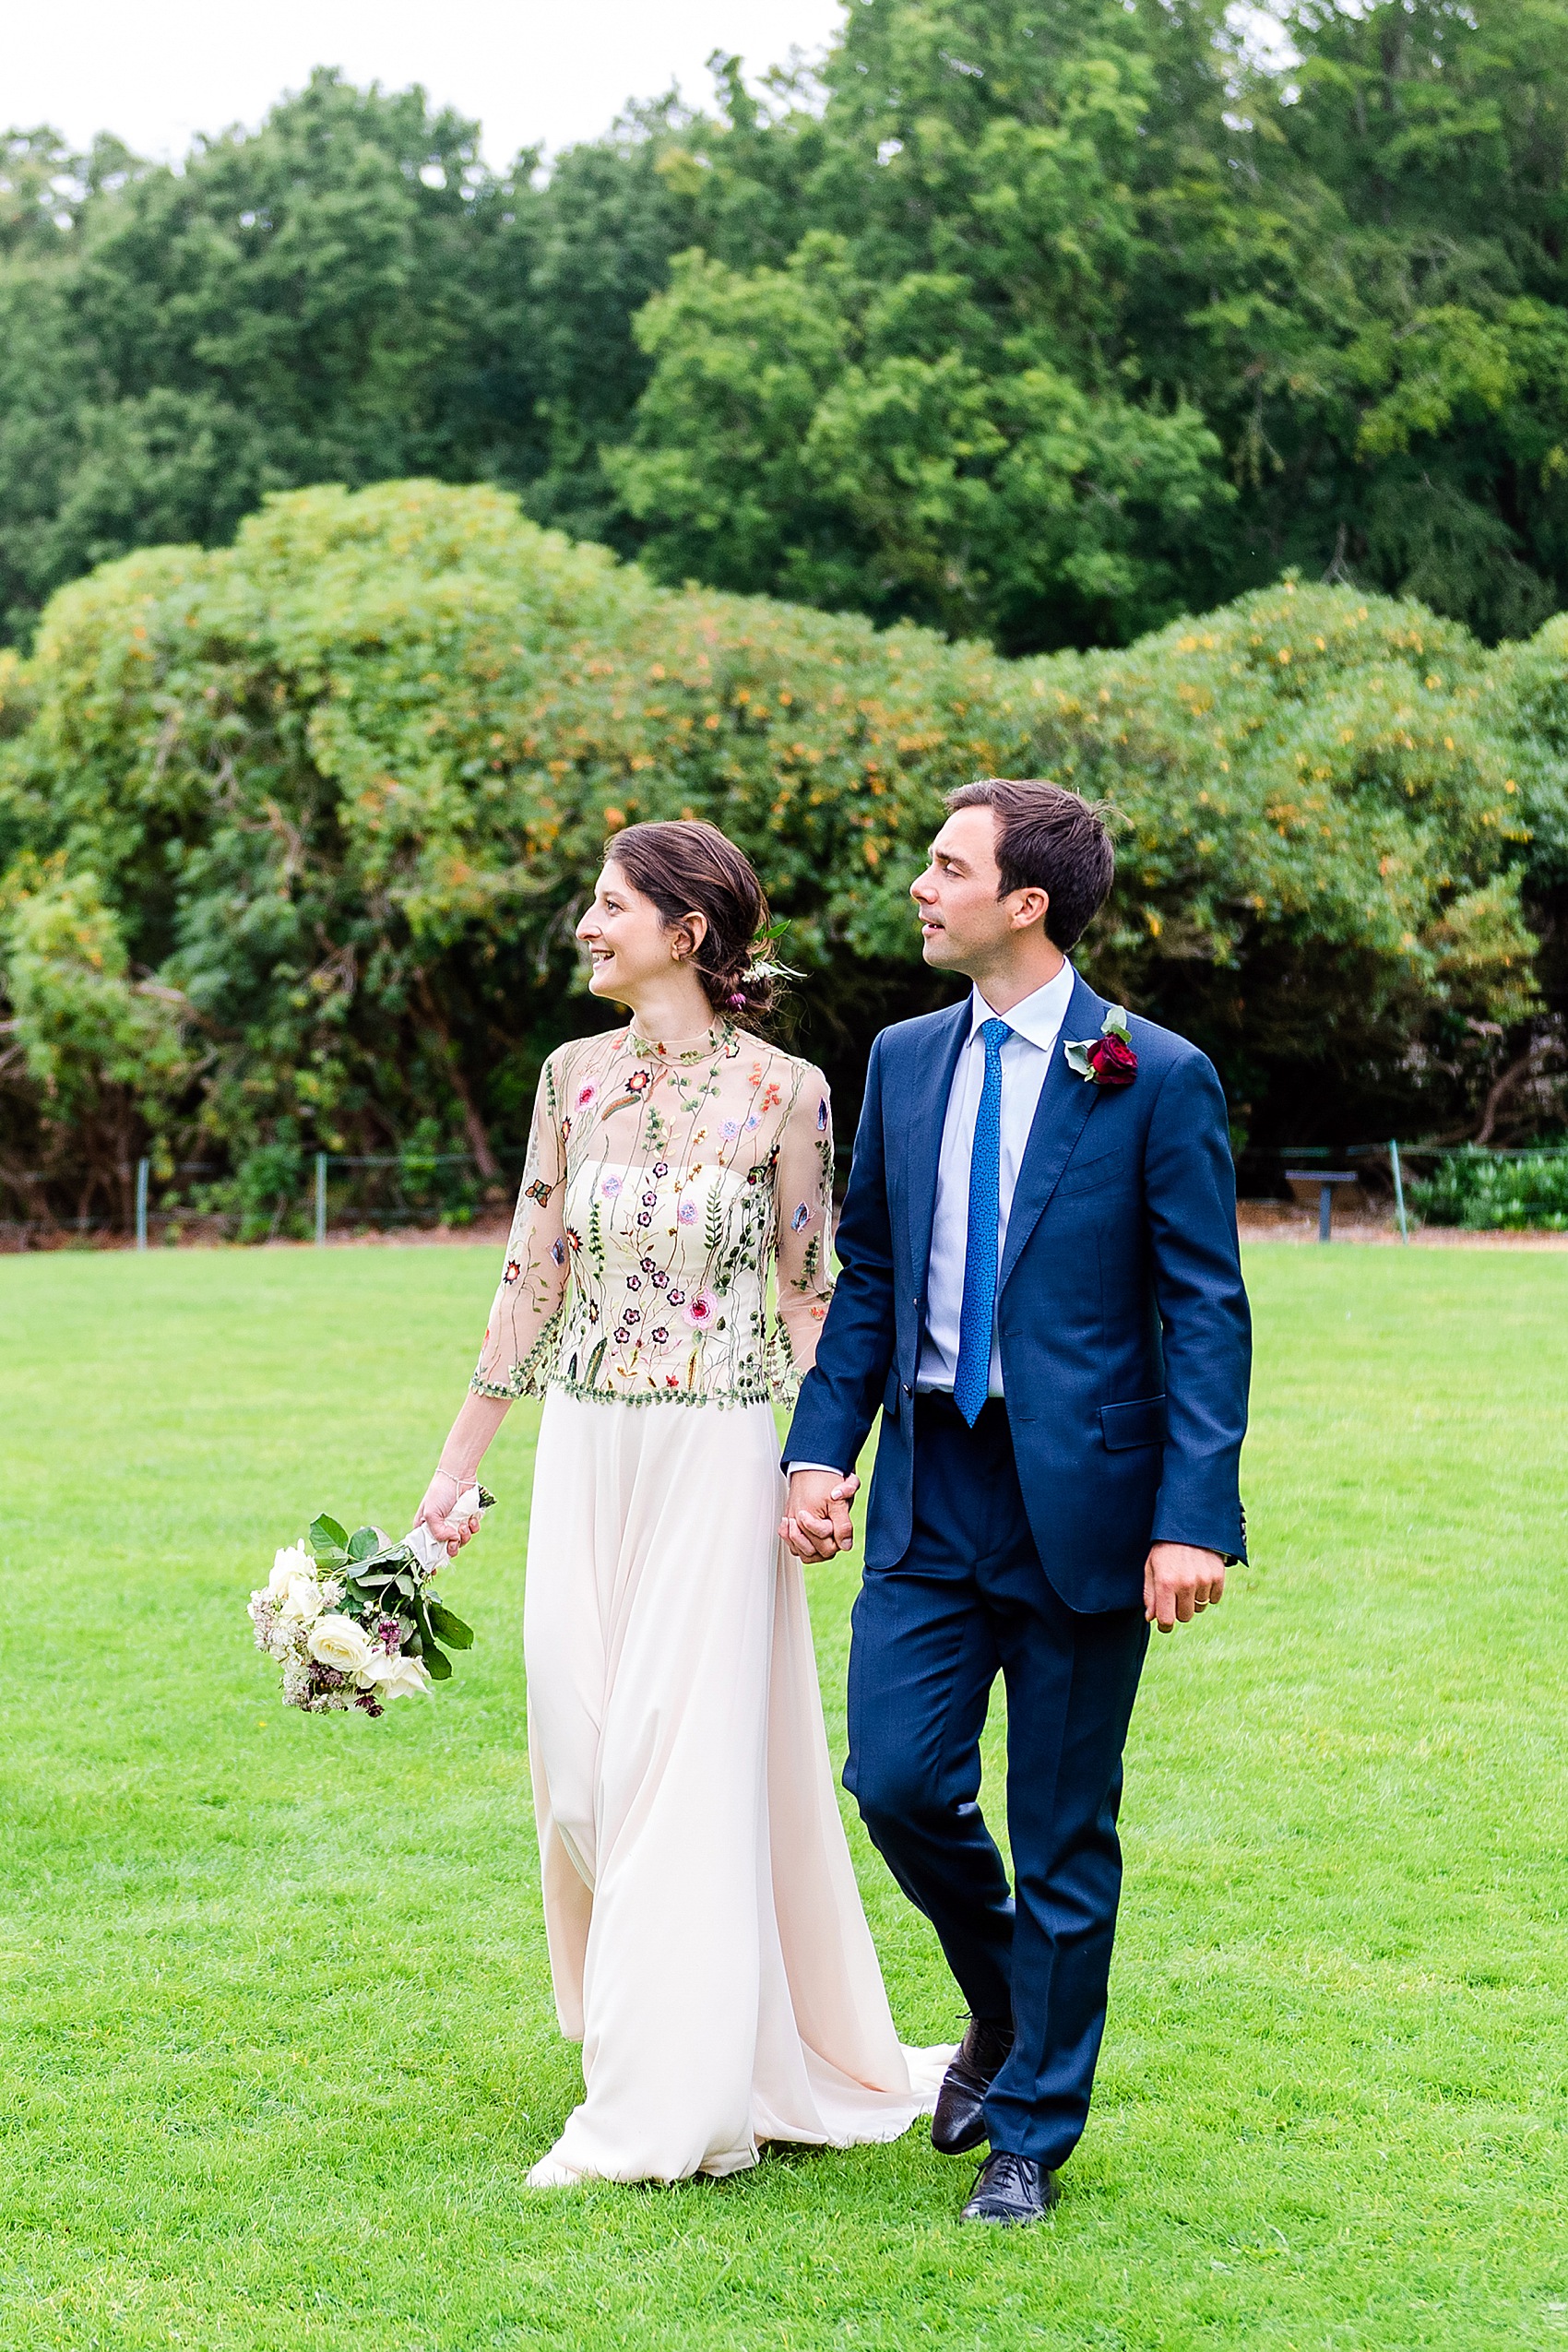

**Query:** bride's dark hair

left=606, top=819, right=782, bottom=1021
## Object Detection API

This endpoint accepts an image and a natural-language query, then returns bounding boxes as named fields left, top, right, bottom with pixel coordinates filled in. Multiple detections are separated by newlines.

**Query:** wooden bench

left=1284, top=1169, right=1360, bottom=1241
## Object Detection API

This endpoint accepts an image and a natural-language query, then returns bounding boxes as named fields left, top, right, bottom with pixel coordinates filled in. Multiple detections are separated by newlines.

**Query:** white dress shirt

left=918, top=962, right=1077, bottom=1397
left=787, top=960, right=1075, bottom=1472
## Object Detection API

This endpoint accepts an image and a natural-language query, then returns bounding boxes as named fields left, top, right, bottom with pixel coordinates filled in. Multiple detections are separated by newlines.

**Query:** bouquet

left=248, top=1489, right=493, bottom=1716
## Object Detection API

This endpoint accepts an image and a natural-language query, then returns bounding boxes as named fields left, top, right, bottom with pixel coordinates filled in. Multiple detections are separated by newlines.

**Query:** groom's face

left=912, top=807, right=1031, bottom=974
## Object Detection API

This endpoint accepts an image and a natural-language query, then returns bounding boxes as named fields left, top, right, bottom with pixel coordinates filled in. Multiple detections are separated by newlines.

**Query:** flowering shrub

left=0, top=481, right=1552, bottom=1208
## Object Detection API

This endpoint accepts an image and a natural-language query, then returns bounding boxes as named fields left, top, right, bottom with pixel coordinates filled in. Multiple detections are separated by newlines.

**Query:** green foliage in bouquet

left=306, top=1510, right=483, bottom=1683
left=0, top=479, right=1559, bottom=1220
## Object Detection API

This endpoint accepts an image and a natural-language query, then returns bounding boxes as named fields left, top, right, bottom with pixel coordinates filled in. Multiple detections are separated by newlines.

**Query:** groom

left=782, top=779, right=1250, bottom=2225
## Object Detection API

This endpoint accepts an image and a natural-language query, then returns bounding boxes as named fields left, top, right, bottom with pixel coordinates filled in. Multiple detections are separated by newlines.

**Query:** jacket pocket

left=1099, top=1395, right=1168, bottom=1451
left=1056, top=1147, right=1131, bottom=1199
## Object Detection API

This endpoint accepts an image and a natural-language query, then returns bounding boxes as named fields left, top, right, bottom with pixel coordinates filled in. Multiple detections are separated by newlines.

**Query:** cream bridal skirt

left=522, top=1387, right=948, bottom=2184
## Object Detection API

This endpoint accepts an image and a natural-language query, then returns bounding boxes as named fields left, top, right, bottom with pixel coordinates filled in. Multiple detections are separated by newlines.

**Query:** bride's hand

left=416, top=1468, right=481, bottom=1560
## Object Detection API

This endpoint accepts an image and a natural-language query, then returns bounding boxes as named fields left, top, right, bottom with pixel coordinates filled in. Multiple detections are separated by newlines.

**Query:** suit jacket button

left=902, top=1383, right=912, bottom=1396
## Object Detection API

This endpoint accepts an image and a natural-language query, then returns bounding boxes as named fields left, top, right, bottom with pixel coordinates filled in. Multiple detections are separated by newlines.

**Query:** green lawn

left=0, top=1243, right=1564, bottom=2351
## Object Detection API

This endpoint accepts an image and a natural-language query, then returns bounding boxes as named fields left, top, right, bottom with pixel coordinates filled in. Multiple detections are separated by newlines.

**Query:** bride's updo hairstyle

left=606, top=818, right=782, bottom=1022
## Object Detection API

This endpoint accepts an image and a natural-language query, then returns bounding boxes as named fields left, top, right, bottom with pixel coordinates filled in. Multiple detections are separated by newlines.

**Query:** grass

left=0, top=1241, right=1564, bottom=2350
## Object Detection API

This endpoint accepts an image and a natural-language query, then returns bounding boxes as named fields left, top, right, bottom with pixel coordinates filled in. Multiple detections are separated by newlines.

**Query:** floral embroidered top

left=471, top=1020, right=836, bottom=1409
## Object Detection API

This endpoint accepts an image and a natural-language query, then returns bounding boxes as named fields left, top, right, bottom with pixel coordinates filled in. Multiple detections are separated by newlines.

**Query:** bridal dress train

left=472, top=1017, right=948, bottom=2183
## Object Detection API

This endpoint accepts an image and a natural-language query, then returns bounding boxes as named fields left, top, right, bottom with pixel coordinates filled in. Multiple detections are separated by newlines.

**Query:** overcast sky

left=6, top=0, right=848, bottom=169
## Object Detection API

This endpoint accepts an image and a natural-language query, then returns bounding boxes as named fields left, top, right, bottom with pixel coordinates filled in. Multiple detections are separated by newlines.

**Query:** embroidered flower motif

left=652, top=1161, right=668, bottom=1177
left=503, top=1258, right=522, bottom=1286
left=651, top=1326, right=670, bottom=1346
left=625, top=1274, right=642, bottom=1291
left=816, top=1097, right=829, bottom=1132
left=574, top=1080, right=599, bottom=1113
left=668, top=1288, right=686, bottom=1307
left=790, top=1201, right=811, bottom=1232
left=721, top=1120, right=741, bottom=1139
left=560, top=1116, right=572, bottom=1142
left=564, top=1227, right=582, bottom=1253
left=677, top=1201, right=696, bottom=1225
left=525, top=1179, right=552, bottom=1206
left=639, top=1256, right=658, bottom=1274
left=651, top=1267, right=669, bottom=1288
left=684, top=1291, right=719, bottom=1330
left=636, top=1210, right=652, bottom=1228
left=626, top=1069, right=653, bottom=1096
left=600, top=1173, right=622, bottom=1196
left=613, top=1326, right=630, bottom=1344
left=642, top=1191, right=657, bottom=1206
left=624, top=1307, right=641, bottom=1326
left=1065, top=1004, right=1138, bottom=1088
left=551, top=1238, right=565, bottom=1266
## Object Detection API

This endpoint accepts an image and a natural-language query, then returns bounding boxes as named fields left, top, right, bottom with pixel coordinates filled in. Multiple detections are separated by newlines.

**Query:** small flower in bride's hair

left=684, top=1291, right=718, bottom=1330
left=728, top=990, right=746, bottom=1010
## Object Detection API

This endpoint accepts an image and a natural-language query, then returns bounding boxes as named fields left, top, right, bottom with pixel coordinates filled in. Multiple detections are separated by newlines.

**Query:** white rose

left=377, top=1653, right=433, bottom=1702
left=276, top=1572, right=325, bottom=1625
left=355, top=1648, right=431, bottom=1701
left=268, top=1542, right=315, bottom=1599
left=307, top=1613, right=374, bottom=1674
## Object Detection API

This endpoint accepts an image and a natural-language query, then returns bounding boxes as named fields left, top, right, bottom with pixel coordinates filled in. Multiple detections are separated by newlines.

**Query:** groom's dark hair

left=945, top=779, right=1115, bottom=952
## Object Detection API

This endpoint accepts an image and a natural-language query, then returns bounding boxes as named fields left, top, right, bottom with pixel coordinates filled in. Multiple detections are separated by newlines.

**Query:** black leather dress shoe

left=931, top=2015, right=1014, bottom=2156
left=960, top=2151, right=1059, bottom=2226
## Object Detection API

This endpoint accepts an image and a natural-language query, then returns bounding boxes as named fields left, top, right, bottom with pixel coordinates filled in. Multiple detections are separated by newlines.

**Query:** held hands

left=780, top=1469, right=861, bottom=1562
left=1144, top=1542, right=1226, bottom=1633
left=416, top=1467, right=483, bottom=1561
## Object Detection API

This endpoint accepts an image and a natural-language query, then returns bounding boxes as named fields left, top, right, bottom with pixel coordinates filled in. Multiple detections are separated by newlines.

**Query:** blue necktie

left=954, top=1017, right=1010, bottom=1427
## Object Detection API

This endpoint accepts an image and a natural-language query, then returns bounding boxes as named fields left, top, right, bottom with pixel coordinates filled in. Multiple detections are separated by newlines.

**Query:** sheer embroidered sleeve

left=769, top=1063, right=836, bottom=1404
left=470, top=1053, right=570, bottom=1399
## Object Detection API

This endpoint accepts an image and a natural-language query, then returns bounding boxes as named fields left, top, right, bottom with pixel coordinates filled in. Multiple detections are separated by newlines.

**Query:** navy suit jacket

left=784, top=970, right=1252, bottom=1613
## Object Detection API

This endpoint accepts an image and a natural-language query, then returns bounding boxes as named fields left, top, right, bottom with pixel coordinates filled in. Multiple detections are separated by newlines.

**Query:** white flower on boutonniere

left=1065, top=1005, right=1138, bottom=1087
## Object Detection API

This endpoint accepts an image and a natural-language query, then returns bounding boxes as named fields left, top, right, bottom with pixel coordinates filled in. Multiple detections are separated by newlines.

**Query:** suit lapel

left=897, top=998, right=970, bottom=1284
left=998, top=969, right=1106, bottom=1294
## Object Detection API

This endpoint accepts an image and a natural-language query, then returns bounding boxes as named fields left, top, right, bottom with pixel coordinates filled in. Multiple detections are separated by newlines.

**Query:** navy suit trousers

left=845, top=1396, right=1149, bottom=2169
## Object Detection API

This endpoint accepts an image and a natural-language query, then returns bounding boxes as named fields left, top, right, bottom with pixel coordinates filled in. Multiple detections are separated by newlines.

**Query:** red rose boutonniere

left=1065, top=1004, right=1137, bottom=1087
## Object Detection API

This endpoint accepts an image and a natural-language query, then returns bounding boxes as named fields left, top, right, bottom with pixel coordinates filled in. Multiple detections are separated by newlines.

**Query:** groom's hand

left=1144, top=1543, right=1225, bottom=1633
left=781, top=1469, right=861, bottom=1562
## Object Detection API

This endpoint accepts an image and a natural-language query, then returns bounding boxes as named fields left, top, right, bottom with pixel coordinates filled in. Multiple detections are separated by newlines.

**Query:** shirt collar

left=968, top=960, right=1075, bottom=1052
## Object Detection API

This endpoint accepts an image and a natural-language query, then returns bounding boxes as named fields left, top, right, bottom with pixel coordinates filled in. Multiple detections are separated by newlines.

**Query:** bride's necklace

left=627, top=1018, right=736, bottom=1068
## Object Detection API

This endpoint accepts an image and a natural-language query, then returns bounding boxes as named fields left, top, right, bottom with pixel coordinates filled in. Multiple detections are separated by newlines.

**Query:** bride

left=416, top=818, right=945, bottom=2186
